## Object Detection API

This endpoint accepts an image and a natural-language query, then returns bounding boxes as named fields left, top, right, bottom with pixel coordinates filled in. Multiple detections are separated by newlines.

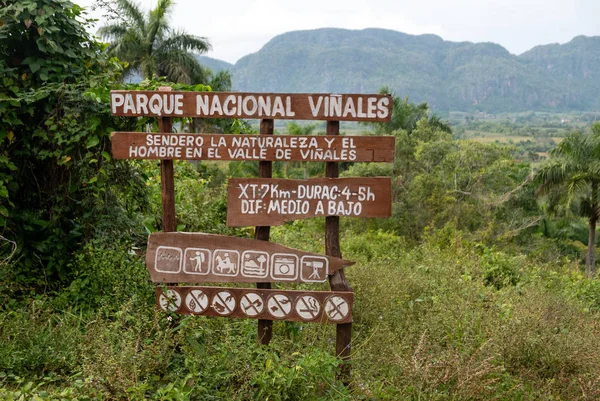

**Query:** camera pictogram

left=270, top=253, right=299, bottom=281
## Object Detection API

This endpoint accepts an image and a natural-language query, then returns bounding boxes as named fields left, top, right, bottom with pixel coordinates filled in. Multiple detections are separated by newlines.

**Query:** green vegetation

left=98, top=0, right=211, bottom=84
left=5, top=219, right=600, bottom=399
left=4, top=1, right=600, bottom=400
left=535, top=125, right=600, bottom=276
left=230, top=28, right=600, bottom=113
left=0, top=0, right=146, bottom=285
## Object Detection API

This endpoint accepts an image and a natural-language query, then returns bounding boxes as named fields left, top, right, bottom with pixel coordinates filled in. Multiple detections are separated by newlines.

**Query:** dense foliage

left=230, top=28, right=600, bottom=112
left=0, top=0, right=148, bottom=286
left=4, top=1, right=600, bottom=400
left=535, top=125, right=600, bottom=276
left=98, top=0, right=211, bottom=84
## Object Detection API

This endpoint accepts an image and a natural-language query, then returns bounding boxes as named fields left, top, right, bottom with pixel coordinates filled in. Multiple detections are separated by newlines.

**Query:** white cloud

left=76, top=0, right=600, bottom=62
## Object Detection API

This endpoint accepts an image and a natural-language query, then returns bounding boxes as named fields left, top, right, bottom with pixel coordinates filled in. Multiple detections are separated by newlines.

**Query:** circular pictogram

left=211, top=290, right=236, bottom=316
left=324, top=295, right=350, bottom=322
left=295, top=295, right=321, bottom=321
left=185, top=289, right=209, bottom=314
left=267, top=293, right=293, bottom=319
left=240, top=292, right=264, bottom=317
left=159, top=289, right=182, bottom=312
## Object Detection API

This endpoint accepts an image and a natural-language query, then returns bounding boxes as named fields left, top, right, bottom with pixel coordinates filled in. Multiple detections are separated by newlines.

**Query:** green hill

left=194, top=55, right=233, bottom=73
left=229, top=28, right=600, bottom=112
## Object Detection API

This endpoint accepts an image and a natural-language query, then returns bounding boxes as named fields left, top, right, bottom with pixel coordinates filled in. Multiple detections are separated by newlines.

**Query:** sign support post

left=326, top=120, right=353, bottom=382
left=256, top=118, right=274, bottom=345
left=158, top=87, right=176, bottom=233
left=110, top=89, right=395, bottom=385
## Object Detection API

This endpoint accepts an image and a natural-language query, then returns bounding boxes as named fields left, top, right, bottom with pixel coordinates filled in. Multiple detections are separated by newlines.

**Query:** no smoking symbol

left=295, top=295, right=320, bottom=321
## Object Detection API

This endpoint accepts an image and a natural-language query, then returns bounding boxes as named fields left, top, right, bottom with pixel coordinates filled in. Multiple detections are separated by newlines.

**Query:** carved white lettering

left=111, top=93, right=124, bottom=114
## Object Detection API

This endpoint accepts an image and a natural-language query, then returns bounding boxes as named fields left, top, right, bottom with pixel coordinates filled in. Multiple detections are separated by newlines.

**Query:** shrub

left=480, top=247, right=521, bottom=290
left=53, top=242, right=153, bottom=312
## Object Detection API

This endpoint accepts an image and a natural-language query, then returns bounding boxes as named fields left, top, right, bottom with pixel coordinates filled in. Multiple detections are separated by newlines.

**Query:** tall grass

left=3, top=225, right=600, bottom=399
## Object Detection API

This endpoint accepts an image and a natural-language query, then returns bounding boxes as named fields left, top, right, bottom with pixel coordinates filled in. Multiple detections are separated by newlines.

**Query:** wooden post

left=256, top=119, right=274, bottom=345
left=157, top=87, right=177, bottom=332
left=326, top=120, right=352, bottom=382
left=158, top=87, right=176, bottom=233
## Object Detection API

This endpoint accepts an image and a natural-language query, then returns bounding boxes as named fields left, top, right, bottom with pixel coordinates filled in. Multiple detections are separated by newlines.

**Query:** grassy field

left=2, top=223, right=600, bottom=400
left=464, top=131, right=562, bottom=144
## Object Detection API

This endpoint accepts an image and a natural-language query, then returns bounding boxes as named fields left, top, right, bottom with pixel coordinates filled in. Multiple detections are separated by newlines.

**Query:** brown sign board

left=157, top=286, right=353, bottom=324
left=227, top=177, right=392, bottom=226
left=146, top=232, right=353, bottom=284
left=110, top=132, right=395, bottom=162
left=110, top=91, right=393, bottom=122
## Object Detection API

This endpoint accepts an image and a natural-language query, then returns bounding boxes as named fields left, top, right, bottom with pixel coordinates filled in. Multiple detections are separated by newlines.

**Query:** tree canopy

left=0, top=0, right=147, bottom=284
left=98, top=0, right=211, bottom=84
left=369, top=87, right=452, bottom=135
left=535, top=124, right=600, bottom=275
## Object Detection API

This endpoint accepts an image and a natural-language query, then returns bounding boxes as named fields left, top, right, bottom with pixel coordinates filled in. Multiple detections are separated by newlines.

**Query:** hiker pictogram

left=184, top=248, right=210, bottom=275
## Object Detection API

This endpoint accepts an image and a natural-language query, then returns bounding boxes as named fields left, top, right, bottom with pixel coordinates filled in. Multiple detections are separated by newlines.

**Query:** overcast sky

left=75, top=0, right=600, bottom=64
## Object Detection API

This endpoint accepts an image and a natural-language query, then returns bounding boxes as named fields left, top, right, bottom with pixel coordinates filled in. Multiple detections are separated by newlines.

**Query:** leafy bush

left=0, top=0, right=148, bottom=286
left=53, top=242, right=153, bottom=312
left=480, top=247, right=521, bottom=290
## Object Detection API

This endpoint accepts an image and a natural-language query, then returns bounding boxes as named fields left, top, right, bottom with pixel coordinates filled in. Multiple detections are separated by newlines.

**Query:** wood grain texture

left=146, top=232, right=353, bottom=284
left=110, top=132, right=395, bottom=162
left=256, top=118, right=274, bottom=345
left=110, top=91, right=393, bottom=122
left=326, top=120, right=353, bottom=382
left=156, top=286, right=354, bottom=324
left=158, top=93, right=175, bottom=233
left=227, top=177, right=392, bottom=227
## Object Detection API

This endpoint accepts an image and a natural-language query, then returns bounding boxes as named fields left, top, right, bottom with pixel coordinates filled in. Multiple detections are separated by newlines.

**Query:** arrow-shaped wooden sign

left=146, top=232, right=353, bottom=284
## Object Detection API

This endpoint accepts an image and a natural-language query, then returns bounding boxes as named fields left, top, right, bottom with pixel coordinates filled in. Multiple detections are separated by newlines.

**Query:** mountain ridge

left=203, top=28, right=600, bottom=113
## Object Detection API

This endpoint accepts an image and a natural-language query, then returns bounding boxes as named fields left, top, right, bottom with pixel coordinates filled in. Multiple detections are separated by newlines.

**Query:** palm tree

left=369, top=86, right=451, bottom=135
left=98, top=0, right=211, bottom=84
left=535, top=124, right=600, bottom=276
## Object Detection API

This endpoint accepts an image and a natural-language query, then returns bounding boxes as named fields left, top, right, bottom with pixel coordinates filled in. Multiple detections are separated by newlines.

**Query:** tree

left=0, top=0, right=147, bottom=286
left=98, top=0, right=211, bottom=84
left=368, top=86, right=452, bottom=135
left=535, top=125, right=600, bottom=276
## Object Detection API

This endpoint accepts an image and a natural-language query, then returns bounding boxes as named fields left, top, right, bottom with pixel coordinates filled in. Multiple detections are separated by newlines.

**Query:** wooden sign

left=227, top=177, right=392, bottom=226
left=110, top=132, right=395, bottom=162
left=110, top=91, right=393, bottom=122
left=146, top=232, right=353, bottom=284
left=156, top=286, right=353, bottom=324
